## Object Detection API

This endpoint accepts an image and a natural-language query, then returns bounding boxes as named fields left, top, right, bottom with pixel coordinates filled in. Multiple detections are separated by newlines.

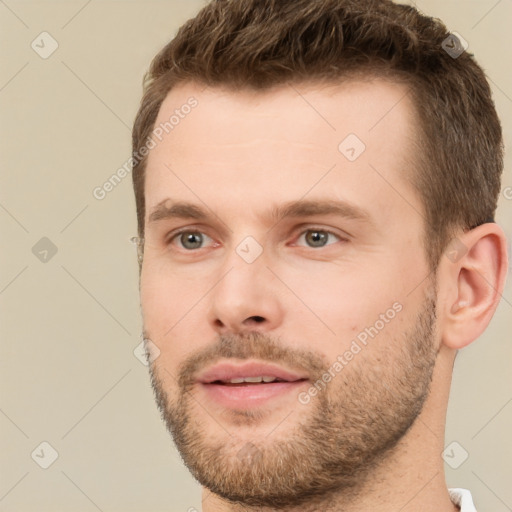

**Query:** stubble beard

left=147, top=290, right=438, bottom=509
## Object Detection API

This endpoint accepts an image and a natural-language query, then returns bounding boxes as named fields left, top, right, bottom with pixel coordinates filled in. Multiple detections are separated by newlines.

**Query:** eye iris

left=181, top=232, right=203, bottom=249
left=306, top=230, right=328, bottom=247
left=177, top=230, right=331, bottom=249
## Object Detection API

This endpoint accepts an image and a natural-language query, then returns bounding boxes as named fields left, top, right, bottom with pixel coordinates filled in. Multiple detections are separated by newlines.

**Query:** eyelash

left=165, top=226, right=347, bottom=251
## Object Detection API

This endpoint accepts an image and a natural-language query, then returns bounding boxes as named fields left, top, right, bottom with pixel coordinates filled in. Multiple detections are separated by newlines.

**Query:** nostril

left=250, top=316, right=265, bottom=323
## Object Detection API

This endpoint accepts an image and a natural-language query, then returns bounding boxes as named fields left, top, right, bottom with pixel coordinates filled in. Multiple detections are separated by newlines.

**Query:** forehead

left=144, top=78, right=422, bottom=227
left=152, top=77, right=417, bottom=149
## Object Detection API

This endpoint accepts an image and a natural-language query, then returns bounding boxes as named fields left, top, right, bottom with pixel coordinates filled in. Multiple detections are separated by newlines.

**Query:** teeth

left=244, top=376, right=264, bottom=383
left=225, top=376, right=278, bottom=384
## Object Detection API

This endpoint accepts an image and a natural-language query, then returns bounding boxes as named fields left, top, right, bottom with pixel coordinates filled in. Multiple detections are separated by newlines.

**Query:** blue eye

left=167, top=227, right=344, bottom=252
left=171, top=230, right=214, bottom=250
left=296, top=229, right=342, bottom=248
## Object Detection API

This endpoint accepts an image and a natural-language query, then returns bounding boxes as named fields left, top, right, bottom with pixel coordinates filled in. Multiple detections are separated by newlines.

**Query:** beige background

left=0, top=1, right=511, bottom=511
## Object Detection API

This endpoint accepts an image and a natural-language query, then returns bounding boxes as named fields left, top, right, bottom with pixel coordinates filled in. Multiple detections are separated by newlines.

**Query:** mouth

left=197, top=361, right=309, bottom=408
left=209, top=376, right=304, bottom=385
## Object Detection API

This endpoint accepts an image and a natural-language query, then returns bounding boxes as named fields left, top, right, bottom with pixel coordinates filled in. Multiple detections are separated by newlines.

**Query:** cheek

left=282, top=266, right=408, bottom=361
left=140, top=264, right=188, bottom=335
left=285, top=266, right=392, bottom=323
left=140, top=270, right=201, bottom=377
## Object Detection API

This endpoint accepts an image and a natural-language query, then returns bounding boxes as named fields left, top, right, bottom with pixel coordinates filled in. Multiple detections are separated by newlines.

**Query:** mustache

left=145, top=330, right=329, bottom=392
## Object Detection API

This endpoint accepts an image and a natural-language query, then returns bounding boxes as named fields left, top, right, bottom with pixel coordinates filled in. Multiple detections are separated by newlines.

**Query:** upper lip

left=197, top=361, right=309, bottom=384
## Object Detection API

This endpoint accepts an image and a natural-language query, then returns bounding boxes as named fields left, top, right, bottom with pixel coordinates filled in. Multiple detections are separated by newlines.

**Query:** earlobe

left=439, top=223, right=508, bottom=350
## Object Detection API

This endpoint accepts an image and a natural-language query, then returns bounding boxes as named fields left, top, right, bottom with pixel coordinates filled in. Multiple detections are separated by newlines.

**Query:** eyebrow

left=148, top=198, right=372, bottom=227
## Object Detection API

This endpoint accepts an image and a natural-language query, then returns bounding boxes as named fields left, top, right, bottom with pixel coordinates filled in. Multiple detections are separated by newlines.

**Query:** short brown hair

left=132, top=0, right=503, bottom=270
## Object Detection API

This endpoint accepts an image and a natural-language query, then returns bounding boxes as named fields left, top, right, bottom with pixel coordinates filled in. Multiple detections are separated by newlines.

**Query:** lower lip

left=199, top=381, right=308, bottom=409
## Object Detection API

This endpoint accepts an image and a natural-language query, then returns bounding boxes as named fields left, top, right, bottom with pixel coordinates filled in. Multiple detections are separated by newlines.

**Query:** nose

left=208, top=244, right=284, bottom=335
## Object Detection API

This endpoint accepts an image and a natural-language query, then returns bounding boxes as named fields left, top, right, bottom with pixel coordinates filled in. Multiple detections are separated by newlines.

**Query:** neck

left=202, top=347, right=458, bottom=512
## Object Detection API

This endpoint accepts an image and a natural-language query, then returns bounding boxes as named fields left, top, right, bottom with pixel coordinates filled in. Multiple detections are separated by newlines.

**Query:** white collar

left=449, top=488, right=477, bottom=512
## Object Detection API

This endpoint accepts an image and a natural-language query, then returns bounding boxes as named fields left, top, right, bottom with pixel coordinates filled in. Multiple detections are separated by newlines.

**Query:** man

left=130, top=0, right=508, bottom=510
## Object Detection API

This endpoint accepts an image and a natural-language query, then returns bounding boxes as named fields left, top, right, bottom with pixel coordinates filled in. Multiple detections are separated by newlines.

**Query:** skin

left=139, top=79, right=508, bottom=511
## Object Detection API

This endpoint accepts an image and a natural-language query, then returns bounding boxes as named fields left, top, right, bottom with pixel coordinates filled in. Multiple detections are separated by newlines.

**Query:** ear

left=437, top=223, right=508, bottom=349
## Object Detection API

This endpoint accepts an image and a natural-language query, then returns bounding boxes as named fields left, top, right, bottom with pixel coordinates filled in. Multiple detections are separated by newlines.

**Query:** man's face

left=140, top=79, right=440, bottom=507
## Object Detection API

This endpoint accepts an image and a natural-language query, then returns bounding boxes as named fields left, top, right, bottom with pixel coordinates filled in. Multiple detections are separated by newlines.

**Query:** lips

left=197, top=361, right=310, bottom=409
left=197, top=361, right=309, bottom=385
left=202, top=380, right=307, bottom=408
